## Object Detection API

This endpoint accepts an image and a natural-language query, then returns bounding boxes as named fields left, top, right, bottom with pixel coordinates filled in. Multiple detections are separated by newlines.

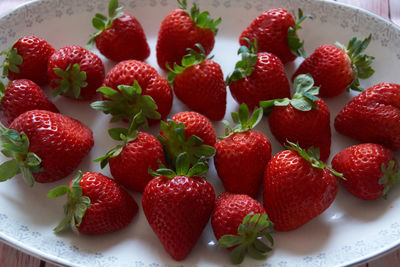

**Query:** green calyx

left=47, top=171, right=91, bottom=233
left=218, top=212, right=274, bottom=264
left=167, top=43, right=208, bottom=85
left=226, top=38, right=258, bottom=85
left=0, top=80, right=7, bottom=101
left=285, top=141, right=343, bottom=178
left=178, top=0, right=221, bottom=34
left=91, top=80, right=161, bottom=124
left=378, top=160, right=400, bottom=199
left=0, top=123, right=42, bottom=187
left=221, top=103, right=263, bottom=139
left=288, top=8, right=312, bottom=58
left=335, top=34, right=375, bottom=92
left=260, top=74, right=320, bottom=115
left=51, top=63, right=88, bottom=99
left=158, top=119, right=215, bottom=169
left=149, top=152, right=209, bottom=179
left=87, top=0, right=124, bottom=48
left=0, top=45, right=23, bottom=78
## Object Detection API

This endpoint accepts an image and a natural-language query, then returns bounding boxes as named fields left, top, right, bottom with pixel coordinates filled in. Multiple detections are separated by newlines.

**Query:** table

left=0, top=0, right=400, bottom=266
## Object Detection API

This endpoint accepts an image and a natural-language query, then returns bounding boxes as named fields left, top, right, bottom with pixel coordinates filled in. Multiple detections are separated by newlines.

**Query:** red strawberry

left=156, top=0, right=221, bottom=70
left=331, top=143, right=400, bottom=200
left=0, top=79, right=59, bottom=126
left=88, top=0, right=150, bottom=61
left=47, top=171, right=138, bottom=235
left=226, top=39, right=290, bottom=110
left=143, top=153, right=215, bottom=260
left=334, top=83, right=400, bottom=151
left=214, top=104, right=271, bottom=198
left=211, top=192, right=274, bottom=264
left=0, top=35, right=55, bottom=85
left=47, top=45, right=105, bottom=100
left=239, top=9, right=310, bottom=64
left=98, top=60, right=172, bottom=123
left=0, top=110, right=93, bottom=185
left=263, top=142, right=340, bottom=231
left=261, top=74, right=331, bottom=161
left=292, top=35, right=374, bottom=97
left=168, top=44, right=226, bottom=120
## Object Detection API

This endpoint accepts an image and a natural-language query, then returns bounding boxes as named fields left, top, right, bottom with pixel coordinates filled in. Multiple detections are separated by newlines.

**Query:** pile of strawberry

left=0, top=0, right=400, bottom=264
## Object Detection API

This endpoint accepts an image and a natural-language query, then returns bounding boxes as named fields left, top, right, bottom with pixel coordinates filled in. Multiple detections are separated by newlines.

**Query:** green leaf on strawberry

left=0, top=44, right=23, bottom=78
left=51, top=63, right=88, bottom=99
left=221, top=103, right=263, bottom=138
left=218, top=212, right=274, bottom=264
left=288, top=9, right=312, bottom=58
left=379, top=160, right=400, bottom=199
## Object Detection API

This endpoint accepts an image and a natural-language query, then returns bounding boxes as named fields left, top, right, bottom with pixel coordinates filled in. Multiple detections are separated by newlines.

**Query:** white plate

left=1, top=0, right=400, bottom=266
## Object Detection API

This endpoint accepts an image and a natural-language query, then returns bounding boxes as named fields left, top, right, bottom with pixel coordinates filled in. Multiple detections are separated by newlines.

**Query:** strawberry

left=263, top=142, right=340, bottom=231
left=292, top=35, right=375, bottom=97
left=0, top=35, right=55, bottom=85
left=88, top=0, right=150, bottom=62
left=95, top=60, right=172, bottom=123
left=260, top=74, right=331, bottom=161
left=143, top=153, right=215, bottom=260
left=226, top=39, right=290, bottom=110
left=47, top=45, right=105, bottom=100
left=47, top=171, right=138, bottom=235
left=167, top=44, right=226, bottom=121
left=331, top=143, right=400, bottom=200
left=211, top=192, right=274, bottom=264
left=156, top=0, right=221, bottom=70
left=239, top=9, right=310, bottom=64
left=334, top=83, right=400, bottom=151
left=214, top=103, right=271, bottom=198
left=0, top=110, right=93, bottom=185
left=0, top=79, right=59, bottom=126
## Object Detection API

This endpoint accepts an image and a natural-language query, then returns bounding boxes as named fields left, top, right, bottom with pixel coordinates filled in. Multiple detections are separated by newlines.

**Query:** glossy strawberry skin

left=7, top=36, right=55, bottom=85
left=95, top=13, right=150, bottom=62
left=156, top=9, right=215, bottom=70
left=47, top=45, right=105, bottom=100
left=214, top=130, right=272, bottom=198
left=334, top=83, right=400, bottom=151
left=109, top=132, right=166, bottom=193
left=142, top=175, right=215, bottom=261
left=268, top=98, right=331, bottom=161
left=211, top=192, right=266, bottom=241
left=263, top=150, right=338, bottom=231
left=9, top=110, right=94, bottom=183
left=292, top=44, right=354, bottom=98
left=173, top=59, right=226, bottom=121
left=1, top=79, right=59, bottom=126
left=170, top=111, right=216, bottom=147
left=102, top=60, right=173, bottom=123
left=74, top=172, right=138, bottom=235
left=239, top=8, right=296, bottom=64
left=229, top=52, right=290, bottom=110
left=331, top=143, right=397, bottom=200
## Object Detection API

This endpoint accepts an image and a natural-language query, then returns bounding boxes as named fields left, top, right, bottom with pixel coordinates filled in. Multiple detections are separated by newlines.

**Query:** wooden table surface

left=0, top=0, right=400, bottom=266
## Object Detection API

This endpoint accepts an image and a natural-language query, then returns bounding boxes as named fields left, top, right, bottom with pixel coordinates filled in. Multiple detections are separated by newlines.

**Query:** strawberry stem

left=288, top=9, right=312, bottom=58
left=379, top=160, right=400, bottom=199
left=0, top=45, right=23, bottom=78
left=51, top=63, right=88, bottom=99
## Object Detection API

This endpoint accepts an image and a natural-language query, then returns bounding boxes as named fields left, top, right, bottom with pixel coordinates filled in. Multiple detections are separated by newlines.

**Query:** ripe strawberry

left=168, top=44, right=226, bottom=121
left=211, top=192, right=274, bottom=264
left=0, top=79, right=59, bottom=126
left=263, top=142, right=340, bottom=231
left=0, top=35, right=55, bottom=85
left=97, top=60, right=172, bottom=123
left=47, top=45, right=105, bottom=100
left=261, top=74, right=331, bottom=161
left=239, top=9, right=310, bottom=64
left=292, top=35, right=374, bottom=97
left=88, top=0, right=150, bottom=61
left=47, top=171, right=138, bottom=235
left=214, top=104, right=271, bottom=198
left=332, top=143, right=400, bottom=200
left=226, top=39, right=290, bottom=110
left=143, top=153, right=215, bottom=260
left=156, top=0, right=221, bottom=70
left=0, top=110, right=93, bottom=185
left=334, top=83, right=400, bottom=151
